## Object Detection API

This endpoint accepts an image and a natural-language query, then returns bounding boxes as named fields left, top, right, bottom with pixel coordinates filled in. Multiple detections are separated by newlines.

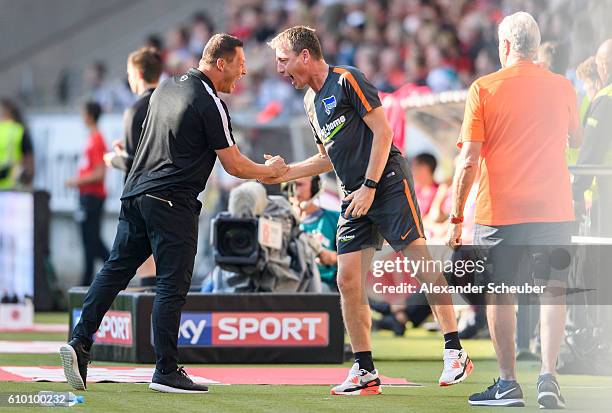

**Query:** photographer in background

left=209, top=181, right=321, bottom=293
left=288, top=176, right=339, bottom=292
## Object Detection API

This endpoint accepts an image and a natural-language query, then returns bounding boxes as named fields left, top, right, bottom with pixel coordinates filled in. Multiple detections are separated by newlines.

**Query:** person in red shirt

left=411, top=153, right=440, bottom=218
left=66, top=101, right=109, bottom=286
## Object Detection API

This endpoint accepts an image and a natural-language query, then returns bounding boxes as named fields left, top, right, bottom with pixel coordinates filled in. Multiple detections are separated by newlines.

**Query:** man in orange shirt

left=447, top=12, right=581, bottom=409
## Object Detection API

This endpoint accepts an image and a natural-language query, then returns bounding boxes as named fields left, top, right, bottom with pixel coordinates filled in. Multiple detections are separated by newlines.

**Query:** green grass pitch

left=0, top=313, right=610, bottom=412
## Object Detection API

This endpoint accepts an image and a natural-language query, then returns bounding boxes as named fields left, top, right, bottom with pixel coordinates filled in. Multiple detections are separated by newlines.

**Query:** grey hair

left=498, top=11, right=541, bottom=58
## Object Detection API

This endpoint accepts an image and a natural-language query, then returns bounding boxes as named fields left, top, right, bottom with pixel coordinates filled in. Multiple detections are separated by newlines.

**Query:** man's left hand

left=344, top=185, right=375, bottom=218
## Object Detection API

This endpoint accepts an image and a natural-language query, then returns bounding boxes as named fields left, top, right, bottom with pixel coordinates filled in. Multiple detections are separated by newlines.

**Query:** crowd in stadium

left=49, top=0, right=608, bottom=117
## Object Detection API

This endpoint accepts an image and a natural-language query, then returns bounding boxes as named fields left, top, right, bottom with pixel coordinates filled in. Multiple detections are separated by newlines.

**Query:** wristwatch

left=450, top=215, right=464, bottom=224
left=363, top=178, right=378, bottom=189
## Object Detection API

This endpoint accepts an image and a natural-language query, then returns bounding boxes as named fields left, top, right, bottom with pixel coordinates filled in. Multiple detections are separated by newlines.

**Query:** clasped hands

left=260, top=154, right=289, bottom=183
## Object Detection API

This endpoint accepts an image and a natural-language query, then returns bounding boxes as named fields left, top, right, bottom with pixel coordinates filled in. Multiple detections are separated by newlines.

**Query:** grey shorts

left=473, top=222, right=574, bottom=285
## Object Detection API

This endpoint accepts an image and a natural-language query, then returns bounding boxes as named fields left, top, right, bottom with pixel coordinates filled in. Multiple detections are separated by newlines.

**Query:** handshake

left=261, top=153, right=289, bottom=183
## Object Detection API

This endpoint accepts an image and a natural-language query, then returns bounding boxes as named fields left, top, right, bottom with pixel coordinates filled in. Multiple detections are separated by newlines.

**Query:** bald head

left=596, top=39, right=612, bottom=84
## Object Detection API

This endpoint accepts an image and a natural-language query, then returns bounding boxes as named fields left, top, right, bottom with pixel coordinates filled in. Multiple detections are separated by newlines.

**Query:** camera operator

left=210, top=181, right=322, bottom=293
left=287, top=176, right=340, bottom=292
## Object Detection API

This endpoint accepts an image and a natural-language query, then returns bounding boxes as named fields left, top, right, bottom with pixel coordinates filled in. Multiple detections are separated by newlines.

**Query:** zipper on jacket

left=145, top=193, right=173, bottom=207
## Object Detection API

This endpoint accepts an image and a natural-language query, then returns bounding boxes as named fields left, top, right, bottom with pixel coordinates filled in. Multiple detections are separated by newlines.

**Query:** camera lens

left=221, top=226, right=256, bottom=257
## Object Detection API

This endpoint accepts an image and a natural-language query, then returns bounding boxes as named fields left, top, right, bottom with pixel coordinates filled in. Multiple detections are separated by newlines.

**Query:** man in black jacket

left=61, top=34, right=288, bottom=394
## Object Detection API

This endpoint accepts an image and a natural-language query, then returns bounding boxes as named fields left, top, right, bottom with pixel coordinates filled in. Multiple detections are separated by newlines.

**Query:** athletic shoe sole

left=439, top=357, right=474, bottom=386
left=149, top=383, right=209, bottom=394
left=59, top=344, right=86, bottom=391
left=538, top=392, right=566, bottom=409
left=468, top=398, right=525, bottom=407
left=330, top=385, right=382, bottom=396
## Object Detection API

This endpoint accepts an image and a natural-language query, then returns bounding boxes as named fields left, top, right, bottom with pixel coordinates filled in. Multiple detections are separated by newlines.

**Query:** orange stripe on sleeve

left=403, top=179, right=424, bottom=239
left=333, top=67, right=372, bottom=112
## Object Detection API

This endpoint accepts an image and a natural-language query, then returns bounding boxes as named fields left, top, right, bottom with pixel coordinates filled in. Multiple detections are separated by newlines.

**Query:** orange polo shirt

left=458, top=61, right=579, bottom=226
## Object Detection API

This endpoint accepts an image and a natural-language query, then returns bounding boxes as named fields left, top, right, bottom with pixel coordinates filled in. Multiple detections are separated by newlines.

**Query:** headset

left=282, top=175, right=322, bottom=208
left=310, top=175, right=321, bottom=199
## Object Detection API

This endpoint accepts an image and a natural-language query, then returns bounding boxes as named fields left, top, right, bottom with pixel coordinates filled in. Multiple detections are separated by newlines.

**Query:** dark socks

left=443, top=331, right=462, bottom=350
left=354, top=351, right=375, bottom=372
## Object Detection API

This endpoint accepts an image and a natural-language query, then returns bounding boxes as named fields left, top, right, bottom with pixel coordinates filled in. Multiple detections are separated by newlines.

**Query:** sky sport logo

left=72, top=309, right=133, bottom=346
left=176, top=312, right=329, bottom=347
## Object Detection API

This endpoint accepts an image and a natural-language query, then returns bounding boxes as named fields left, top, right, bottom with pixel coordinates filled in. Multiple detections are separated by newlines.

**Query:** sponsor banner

left=73, top=309, right=133, bottom=346
left=175, top=312, right=329, bottom=347
left=68, top=289, right=344, bottom=363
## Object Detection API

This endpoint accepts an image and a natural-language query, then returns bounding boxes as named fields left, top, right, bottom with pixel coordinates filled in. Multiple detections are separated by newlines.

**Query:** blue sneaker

left=468, top=378, right=525, bottom=407
left=537, top=374, right=566, bottom=409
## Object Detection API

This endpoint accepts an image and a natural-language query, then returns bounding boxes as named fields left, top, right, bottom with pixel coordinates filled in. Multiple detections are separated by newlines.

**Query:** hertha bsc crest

left=322, top=96, right=337, bottom=115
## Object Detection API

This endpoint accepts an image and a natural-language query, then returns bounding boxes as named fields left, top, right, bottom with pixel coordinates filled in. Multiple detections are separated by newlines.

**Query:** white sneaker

left=438, top=348, right=474, bottom=386
left=330, top=363, right=382, bottom=396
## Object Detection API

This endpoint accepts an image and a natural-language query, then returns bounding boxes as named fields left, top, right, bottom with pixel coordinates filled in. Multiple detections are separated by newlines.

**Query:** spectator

left=376, top=47, right=407, bottom=92
left=189, top=13, right=214, bottom=56
left=289, top=176, right=340, bottom=292
left=371, top=292, right=432, bottom=337
left=82, top=61, right=133, bottom=111
left=566, top=56, right=603, bottom=167
left=145, top=34, right=163, bottom=52
left=576, top=56, right=603, bottom=105
left=411, top=153, right=439, bottom=217
left=66, top=101, right=110, bottom=286
left=0, top=98, right=34, bottom=189
left=537, top=41, right=570, bottom=75
left=573, top=39, right=612, bottom=236
left=18, top=1, right=612, bottom=111
left=164, top=27, right=192, bottom=76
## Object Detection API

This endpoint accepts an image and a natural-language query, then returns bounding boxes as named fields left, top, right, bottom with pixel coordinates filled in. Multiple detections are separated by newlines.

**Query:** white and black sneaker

left=149, top=367, right=209, bottom=393
left=59, top=339, right=90, bottom=391
left=439, top=349, right=474, bottom=386
left=330, top=363, right=382, bottom=396
left=468, top=378, right=525, bottom=407
left=537, top=374, right=566, bottom=409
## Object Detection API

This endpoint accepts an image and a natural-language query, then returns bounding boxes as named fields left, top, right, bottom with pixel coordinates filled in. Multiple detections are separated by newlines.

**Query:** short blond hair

left=267, top=26, right=323, bottom=60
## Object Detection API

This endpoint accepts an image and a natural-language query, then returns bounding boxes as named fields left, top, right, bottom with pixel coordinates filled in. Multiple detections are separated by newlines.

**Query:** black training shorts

left=337, top=156, right=425, bottom=255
